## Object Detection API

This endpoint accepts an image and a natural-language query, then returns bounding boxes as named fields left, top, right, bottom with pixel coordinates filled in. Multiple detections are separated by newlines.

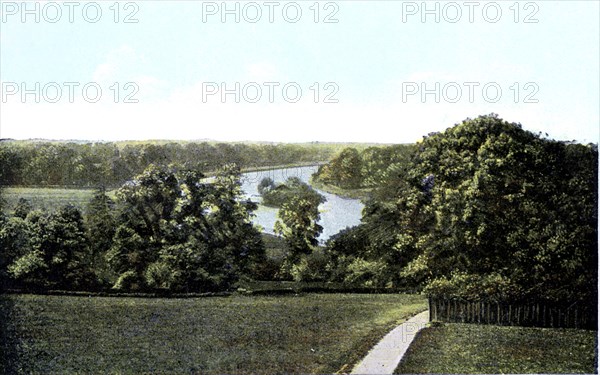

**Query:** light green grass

left=3, top=187, right=115, bottom=213
left=395, top=322, right=598, bottom=374
left=309, top=177, right=372, bottom=200
left=1, top=293, right=426, bottom=374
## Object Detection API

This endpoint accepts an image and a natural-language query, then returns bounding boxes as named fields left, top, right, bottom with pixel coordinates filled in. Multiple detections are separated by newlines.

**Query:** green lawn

left=3, top=187, right=113, bottom=213
left=1, top=293, right=426, bottom=374
left=396, top=322, right=598, bottom=374
left=309, top=178, right=372, bottom=200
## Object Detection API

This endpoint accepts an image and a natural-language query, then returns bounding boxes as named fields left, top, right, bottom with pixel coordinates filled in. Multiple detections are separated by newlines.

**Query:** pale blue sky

left=1, top=1, right=598, bottom=143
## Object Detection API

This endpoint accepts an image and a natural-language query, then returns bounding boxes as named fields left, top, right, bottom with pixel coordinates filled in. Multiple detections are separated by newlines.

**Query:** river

left=240, top=166, right=364, bottom=242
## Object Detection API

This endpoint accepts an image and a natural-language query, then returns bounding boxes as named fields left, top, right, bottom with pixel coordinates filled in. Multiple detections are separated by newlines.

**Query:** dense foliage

left=274, top=194, right=324, bottom=280
left=0, top=141, right=340, bottom=188
left=1, top=205, right=96, bottom=290
left=323, top=115, right=598, bottom=303
left=257, top=177, right=325, bottom=280
left=1, top=115, right=596, bottom=303
left=259, top=177, right=325, bottom=208
left=0, top=164, right=265, bottom=292
left=313, top=144, right=415, bottom=189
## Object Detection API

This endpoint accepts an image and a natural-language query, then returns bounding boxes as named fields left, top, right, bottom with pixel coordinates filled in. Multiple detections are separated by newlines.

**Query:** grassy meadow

left=0, top=293, right=426, bottom=374
left=395, top=322, right=598, bottom=374
left=2, top=187, right=115, bottom=213
left=309, top=177, right=372, bottom=200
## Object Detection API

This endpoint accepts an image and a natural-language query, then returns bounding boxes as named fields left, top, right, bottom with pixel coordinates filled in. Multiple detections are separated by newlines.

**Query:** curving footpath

left=350, top=310, right=429, bottom=375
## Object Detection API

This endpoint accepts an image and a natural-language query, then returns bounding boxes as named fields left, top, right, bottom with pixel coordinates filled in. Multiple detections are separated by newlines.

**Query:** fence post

left=454, top=299, right=458, bottom=323
left=469, top=302, right=473, bottom=323
left=497, top=303, right=500, bottom=325
left=558, top=308, right=562, bottom=328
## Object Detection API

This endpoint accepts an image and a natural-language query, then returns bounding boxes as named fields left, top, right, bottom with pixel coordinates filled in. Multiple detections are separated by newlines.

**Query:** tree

left=274, top=195, right=323, bottom=274
left=258, top=177, right=275, bottom=195
left=206, top=164, right=265, bottom=280
left=85, top=187, right=116, bottom=286
left=323, top=225, right=371, bottom=283
left=7, top=205, right=93, bottom=289
left=107, top=164, right=265, bottom=292
left=361, top=114, right=597, bottom=302
left=315, top=147, right=363, bottom=188
left=260, top=177, right=325, bottom=208
left=0, top=215, right=36, bottom=288
left=107, top=165, right=188, bottom=290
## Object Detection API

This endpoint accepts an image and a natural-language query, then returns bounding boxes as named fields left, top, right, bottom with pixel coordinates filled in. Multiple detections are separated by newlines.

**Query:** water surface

left=240, top=166, right=364, bottom=242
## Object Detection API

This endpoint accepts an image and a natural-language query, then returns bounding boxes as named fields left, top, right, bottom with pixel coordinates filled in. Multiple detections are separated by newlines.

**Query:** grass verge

left=395, top=322, right=598, bottom=374
left=1, top=293, right=426, bottom=374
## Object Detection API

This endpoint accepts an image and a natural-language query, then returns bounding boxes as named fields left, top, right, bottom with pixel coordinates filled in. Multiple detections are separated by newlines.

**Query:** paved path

left=350, top=310, right=429, bottom=375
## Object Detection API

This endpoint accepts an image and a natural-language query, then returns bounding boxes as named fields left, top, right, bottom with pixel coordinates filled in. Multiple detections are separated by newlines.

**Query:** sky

left=0, top=0, right=598, bottom=143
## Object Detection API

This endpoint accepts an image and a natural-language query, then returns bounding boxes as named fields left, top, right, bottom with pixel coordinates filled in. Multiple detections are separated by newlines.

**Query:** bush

left=344, top=258, right=389, bottom=287
left=289, top=250, right=330, bottom=282
left=112, top=270, right=141, bottom=291
left=424, top=271, right=524, bottom=302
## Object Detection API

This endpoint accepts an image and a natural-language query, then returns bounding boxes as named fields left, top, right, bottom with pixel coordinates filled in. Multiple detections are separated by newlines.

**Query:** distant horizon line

left=0, top=138, right=405, bottom=146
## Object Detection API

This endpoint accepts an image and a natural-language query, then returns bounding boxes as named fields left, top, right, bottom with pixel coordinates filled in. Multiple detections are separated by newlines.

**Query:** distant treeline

left=313, top=143, right=416, bottom=190
left=0, top=141, right=346, bottom=187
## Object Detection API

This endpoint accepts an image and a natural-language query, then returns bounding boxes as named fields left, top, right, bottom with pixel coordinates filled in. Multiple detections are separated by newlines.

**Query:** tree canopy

left=350, top=114, right=597, bottom=302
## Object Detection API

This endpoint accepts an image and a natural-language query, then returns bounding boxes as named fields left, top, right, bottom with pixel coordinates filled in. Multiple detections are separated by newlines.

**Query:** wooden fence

left=429, top=298, right=597, bottom=330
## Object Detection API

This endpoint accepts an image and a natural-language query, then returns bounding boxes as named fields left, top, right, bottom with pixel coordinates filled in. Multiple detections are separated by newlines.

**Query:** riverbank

left=309, top=176, right=373, bottom=200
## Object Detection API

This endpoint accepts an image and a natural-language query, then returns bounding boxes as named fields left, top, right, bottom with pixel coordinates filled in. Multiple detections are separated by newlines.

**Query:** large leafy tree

left=107, top=164, right=264, bottom=292
left=0, top=214, right=36, bottom=288
left=274, top=195, right=323, bottom=273
left=361, top=114, right=598, bottom=301
left=206, top=164, right=265, bottom=277
left=316, top=147, right=363, bottom=189
left=85, top=187, right=116, bottom=285
left=260, top=176, right=325, bottom=208
left=107, top=165, right=180, bottom=289
left=7, top=205, right=93, bottom=289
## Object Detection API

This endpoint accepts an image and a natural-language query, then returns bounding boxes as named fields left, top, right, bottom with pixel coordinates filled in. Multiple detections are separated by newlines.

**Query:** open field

left=309, top=177, right=372, bottom=200
left=0, top=293, right=426, bottom=374
left=2, top=187, right=114, bottom=213
left=395, top=322, right=598, bottom=374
